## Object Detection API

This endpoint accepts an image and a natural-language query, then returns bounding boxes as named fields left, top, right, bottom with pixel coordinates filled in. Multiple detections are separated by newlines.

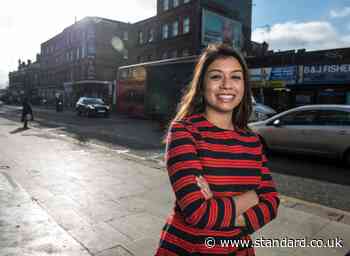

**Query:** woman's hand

left=196, top=175, right=213, bottom=200
left=233, top=190, right=259, bottom=216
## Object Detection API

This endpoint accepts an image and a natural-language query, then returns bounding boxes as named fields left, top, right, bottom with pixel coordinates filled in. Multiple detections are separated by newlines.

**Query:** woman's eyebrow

left=207, top=69, right=243, bottom=73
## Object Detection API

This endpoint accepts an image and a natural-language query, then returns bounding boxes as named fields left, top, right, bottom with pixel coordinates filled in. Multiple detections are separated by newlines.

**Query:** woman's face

left=203, top=56, right=245, bottom=115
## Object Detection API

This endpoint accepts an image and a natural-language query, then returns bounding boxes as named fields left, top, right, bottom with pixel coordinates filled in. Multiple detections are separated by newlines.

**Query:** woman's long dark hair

left=171, top=43, right=252, bottom=130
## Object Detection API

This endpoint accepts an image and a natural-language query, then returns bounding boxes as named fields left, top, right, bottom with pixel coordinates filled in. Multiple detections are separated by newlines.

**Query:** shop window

left=173, top=0, right=179, bottom=7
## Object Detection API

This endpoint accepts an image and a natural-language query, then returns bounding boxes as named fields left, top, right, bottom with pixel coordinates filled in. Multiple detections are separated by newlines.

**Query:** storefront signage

left=302, top=64, right=350, bottom=84
left=249, top=66, right=297, bottom=88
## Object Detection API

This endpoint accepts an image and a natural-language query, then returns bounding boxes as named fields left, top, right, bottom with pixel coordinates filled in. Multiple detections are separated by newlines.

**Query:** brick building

left=130, top=0, right=253, bottom=63
left=9, top=0, right=256, bottom=106
left=8, top=57, right=40, bottom=103
left=38, top=17, right=131, bottom=106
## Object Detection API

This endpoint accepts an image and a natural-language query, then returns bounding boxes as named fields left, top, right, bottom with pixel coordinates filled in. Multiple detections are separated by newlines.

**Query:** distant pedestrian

left=21, top=97, right=34, bottom=129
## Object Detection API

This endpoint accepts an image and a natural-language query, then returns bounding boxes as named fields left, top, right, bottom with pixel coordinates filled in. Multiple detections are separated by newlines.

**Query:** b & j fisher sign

left=302, top=64, right=350, bottom=84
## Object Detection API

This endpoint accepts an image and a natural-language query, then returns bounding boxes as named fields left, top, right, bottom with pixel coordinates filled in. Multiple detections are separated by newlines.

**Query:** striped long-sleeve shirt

left=155, top=114, right=279, bottom=255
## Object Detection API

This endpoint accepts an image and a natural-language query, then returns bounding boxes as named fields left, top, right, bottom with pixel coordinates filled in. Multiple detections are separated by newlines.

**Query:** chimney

left=27, top=59, right=31, bottom=66
left=18, top=59, right=21, bottom=69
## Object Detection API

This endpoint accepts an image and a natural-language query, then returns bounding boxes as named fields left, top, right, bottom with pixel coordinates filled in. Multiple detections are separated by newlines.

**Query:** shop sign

left=302, top=64, right=350, bottom=84
left=249, top=66, right=297, bottom=87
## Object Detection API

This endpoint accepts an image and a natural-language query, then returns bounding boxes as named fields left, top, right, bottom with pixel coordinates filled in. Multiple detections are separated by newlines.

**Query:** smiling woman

left=154, top=44, right=279, bottom=255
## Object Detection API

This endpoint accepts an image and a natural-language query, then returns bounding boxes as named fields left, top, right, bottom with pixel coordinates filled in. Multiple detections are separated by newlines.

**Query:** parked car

left=249, top=97, right=277, bottom=122
left=249, top=105, right=350, bottom=166
left=75, top=97, right=110, bottom=117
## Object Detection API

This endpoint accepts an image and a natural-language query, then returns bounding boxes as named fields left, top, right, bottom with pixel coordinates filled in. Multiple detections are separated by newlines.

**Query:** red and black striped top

left=155, top=114, right=279, bottom=255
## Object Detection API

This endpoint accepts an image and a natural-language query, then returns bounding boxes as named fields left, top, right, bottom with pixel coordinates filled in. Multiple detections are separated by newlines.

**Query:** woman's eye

left=231, top=75, right=242, bottom=80
left=209, top=75, right=222, bottom=80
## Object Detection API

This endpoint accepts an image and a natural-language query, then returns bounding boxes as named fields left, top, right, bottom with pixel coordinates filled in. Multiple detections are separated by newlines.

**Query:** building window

left=182, top=48, right=189, bottom=56
left=87, top=27, right=95, bottom=39
left=172, top=21, right=179, bottom=37
left=163, top=0, right=169, bottom=11
left=123, top=49, right=128, bottom=59
left=77, top=47, right=80, bottom=60
left=173, top=0, right=179, bottom=7
left=183, top=17, right=190, bottom=34
left=123, top=31, right=128, bottom=41
left=184, top=0, right=190, bottom=3
left=162, top=24, right=169, bottom=39
left=87, top=42, right=96, bottom=56
left=148, top=28, right=155, bottom=42
left=82, top=45, right=86, bottom=58
left=138, top=31, right=144, bottom=44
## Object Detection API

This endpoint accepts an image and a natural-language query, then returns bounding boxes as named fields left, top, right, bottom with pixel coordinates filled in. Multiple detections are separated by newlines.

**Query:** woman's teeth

left=217, top=95, right=234, bottom=101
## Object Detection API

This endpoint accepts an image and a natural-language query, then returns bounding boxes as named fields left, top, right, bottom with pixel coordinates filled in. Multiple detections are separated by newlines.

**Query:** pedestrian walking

left=155, top=43, right=279, bottom=255
left=21, top=97, right=34, bottom=129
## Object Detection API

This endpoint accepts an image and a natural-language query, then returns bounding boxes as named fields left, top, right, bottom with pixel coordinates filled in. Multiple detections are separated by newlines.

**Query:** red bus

left=116, top=56, right=196, bottom=120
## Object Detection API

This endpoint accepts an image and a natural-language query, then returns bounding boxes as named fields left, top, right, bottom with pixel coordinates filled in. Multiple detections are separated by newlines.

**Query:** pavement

left=0, top=104, right=350, bottom=256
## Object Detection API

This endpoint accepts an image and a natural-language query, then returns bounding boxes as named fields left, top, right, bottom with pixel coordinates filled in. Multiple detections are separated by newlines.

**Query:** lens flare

left=111, top=36, right=124, bottom=52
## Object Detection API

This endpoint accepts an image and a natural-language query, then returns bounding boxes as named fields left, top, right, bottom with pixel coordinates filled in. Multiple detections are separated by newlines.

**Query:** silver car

left=249, top=105, right=350, bottom=165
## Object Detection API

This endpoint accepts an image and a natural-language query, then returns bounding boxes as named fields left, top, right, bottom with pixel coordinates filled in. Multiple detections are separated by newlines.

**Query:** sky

left=1, top=0, right=350, bottom=89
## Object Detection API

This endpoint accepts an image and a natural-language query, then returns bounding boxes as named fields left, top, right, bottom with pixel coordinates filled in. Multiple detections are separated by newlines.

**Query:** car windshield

left=83, top=98, right=104, bottom=105
left=255, top=103, right=276, bottom=113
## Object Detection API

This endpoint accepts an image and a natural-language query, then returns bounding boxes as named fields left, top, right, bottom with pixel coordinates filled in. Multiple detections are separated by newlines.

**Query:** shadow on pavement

left=9, top=127, right=30, bottom=134
left=1, top=105, right=164, bottom=151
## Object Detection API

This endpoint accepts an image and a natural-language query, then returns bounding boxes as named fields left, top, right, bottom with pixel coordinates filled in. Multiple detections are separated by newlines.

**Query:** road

left=1, top=104, right=349, bottom=212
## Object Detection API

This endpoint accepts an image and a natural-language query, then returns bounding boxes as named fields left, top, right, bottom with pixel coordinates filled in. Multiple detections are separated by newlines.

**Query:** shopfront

left=250, top=66, right=297, bottom=112
left=290, top=64, right=350, bottom=106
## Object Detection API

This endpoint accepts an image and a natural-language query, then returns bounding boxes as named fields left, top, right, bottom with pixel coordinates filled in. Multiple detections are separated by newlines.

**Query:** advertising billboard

left=201, top=9, right=242, bottom=49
